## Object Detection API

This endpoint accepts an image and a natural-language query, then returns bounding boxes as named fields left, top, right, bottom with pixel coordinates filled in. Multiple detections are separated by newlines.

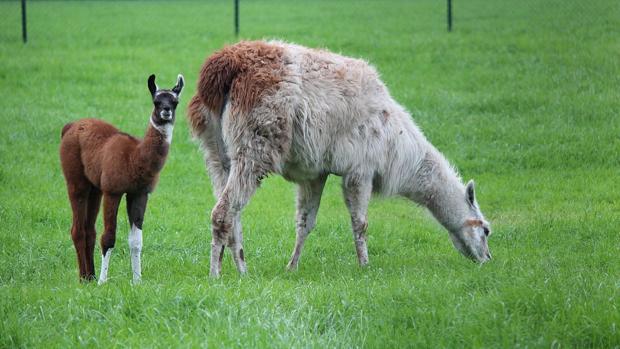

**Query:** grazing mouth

left=472, top=252, right=492, bottom=264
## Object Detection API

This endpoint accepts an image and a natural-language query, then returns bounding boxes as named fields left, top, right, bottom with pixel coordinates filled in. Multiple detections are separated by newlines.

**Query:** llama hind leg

left=342, top=174, right=373, bottom=266
left=127, top=192, right=148, bottom=284
left=206, top=155, right=250, bottom=275
left=98, top=193, right=122, bottom=285
left=84, top=187, right=102, bottom=280
left=287, top=174, right=328, bottom=270
left=205, top=149, right=249, bottom=276
left=208, top=101, right=291, bottom=277
left=229, top=213, right=246, bottom=274
left=67, top=182, right=92, bottom=281
left=204, top=153, right=234, bottom=276
left=210, top=160, right=262, bottom=277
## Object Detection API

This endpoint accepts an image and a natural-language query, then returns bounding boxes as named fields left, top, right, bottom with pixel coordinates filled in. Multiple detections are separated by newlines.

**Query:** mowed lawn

left=1, top=0, right=619, bottom=347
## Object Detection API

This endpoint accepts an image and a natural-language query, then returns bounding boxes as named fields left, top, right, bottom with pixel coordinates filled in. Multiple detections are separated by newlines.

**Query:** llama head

left=449, top=180, right=492, bottom=263
left=148, top=74, right=185, bottom=125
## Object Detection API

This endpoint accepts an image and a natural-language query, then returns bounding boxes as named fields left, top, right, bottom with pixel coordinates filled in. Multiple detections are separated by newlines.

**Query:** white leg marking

left=97, top=248, right=114, bottom=285
left=128, top=224, right=143, bottom=284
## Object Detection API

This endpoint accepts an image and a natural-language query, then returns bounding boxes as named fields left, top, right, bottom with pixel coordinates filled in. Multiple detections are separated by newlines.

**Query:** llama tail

left=186, top=94, right=211, bottom=138
left=187, top=93, right=230, bottom=173
left=61, top=122, right=75, bottom=139
left=188, top=46, right=242, bottom=138
left=196, top=47, right=242, bottom=117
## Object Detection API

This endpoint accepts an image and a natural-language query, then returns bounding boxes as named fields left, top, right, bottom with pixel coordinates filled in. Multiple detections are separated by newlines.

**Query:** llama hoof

left=131, top=278, right=142, bottom=285
left=286, top=262, right=299, bottom=271
left=80, top=275, right=96, bottom=283
left=209, top=265, right=222, bottom=278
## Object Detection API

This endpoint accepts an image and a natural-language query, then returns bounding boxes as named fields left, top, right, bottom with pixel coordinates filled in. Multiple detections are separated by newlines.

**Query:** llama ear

left=148, top=74, right=157, bottom=97
left=172, top=74, right=185, bottom=97
left=466, top=180, right=476, bottom=207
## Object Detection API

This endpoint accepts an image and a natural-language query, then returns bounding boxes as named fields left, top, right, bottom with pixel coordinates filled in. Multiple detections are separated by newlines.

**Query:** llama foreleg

left=287, top=174, right=328, bottom=270
left=98, top=193, right=121, bottom=285
left=127, top=193, right=148, bottom=284
left=342, top=174, right=373, bottom=266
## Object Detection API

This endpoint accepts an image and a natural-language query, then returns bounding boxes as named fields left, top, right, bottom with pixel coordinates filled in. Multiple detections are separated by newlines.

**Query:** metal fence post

left=447, top=0, right=452, bottom=32
left=234, top=0, right=239, bottom=36
left=22, top=0, right=27, bottom=43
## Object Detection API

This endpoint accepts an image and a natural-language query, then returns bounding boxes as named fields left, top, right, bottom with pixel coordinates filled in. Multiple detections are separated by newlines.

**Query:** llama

left=60, top=74, right=184, bottom=284
left=187, top=41, right=492, bottom=277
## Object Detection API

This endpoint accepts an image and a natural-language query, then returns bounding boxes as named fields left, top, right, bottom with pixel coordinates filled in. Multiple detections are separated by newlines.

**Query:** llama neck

left=133, top=117, right=172, bottom=177
left=149, top=117, right=174, bottom=144
left=408, top=148, right=469, bottom=233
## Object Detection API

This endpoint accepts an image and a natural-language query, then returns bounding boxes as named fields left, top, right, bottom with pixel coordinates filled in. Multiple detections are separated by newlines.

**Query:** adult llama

left=187, top=41, right=492, bottom=277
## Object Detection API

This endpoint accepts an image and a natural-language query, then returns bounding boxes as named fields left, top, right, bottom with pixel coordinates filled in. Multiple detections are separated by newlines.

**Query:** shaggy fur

left=60, top=74, right=184, bottom=283
left=188, top=41, right=492, bottom=277
left=198, top=41, right=285, bottom=116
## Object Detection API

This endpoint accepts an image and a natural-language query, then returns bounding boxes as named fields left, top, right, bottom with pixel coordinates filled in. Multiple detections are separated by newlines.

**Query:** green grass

left=1, top=0, right=619, bottom=347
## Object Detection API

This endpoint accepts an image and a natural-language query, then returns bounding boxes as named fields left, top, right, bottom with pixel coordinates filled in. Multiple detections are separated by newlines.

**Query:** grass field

left=1, top=0, right=619, bottom=347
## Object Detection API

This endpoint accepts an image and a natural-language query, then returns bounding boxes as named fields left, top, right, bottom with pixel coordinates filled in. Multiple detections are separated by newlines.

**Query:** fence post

left=234, top=0, right=239, bottom=36
left=447, top=0, right=452, bottom=32
left=21, top=0, right=27, bottom=43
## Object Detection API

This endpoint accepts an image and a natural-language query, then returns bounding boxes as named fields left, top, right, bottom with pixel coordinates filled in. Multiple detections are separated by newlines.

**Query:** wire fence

left=12, top=0, right=619, bottom=44
left=450, top=0, right=618, bottom=32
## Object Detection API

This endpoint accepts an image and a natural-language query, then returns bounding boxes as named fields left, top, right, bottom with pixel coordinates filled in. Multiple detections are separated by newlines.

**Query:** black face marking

left=148, top=74, right=157, bottom=97
left=151, top=91, right=179, bottom=126
left=147, top=74, right=184, bottom=127
left=172, top=75, right=185, bottom=96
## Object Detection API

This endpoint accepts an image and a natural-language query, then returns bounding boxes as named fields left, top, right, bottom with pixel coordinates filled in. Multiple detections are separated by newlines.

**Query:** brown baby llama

left=60, top=74, right=184, bottom=284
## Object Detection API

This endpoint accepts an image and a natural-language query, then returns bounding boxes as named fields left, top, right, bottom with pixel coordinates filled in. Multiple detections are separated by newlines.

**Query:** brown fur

left=196, top=41, right=285, bottom=118
left=464, top=219, right=484, bottom=227
left=61, top=119, right=168, bottom=194
left=187, top=94, right=208, bottom=136
left=61, top=122, right=74, bottom=138
left=59, top=118, right=169, bottom=280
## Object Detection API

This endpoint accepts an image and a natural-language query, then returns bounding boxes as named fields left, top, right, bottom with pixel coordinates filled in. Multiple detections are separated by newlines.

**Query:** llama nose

left=486, top=252, right=492, bottom=260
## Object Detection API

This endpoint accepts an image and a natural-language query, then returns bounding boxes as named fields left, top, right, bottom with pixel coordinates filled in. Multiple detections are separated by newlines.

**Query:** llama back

left=188, top=40, right=387, bottom=134
left=276, top=42, right=401, bottom=177
left=189, top=41, right=430, bottom=194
